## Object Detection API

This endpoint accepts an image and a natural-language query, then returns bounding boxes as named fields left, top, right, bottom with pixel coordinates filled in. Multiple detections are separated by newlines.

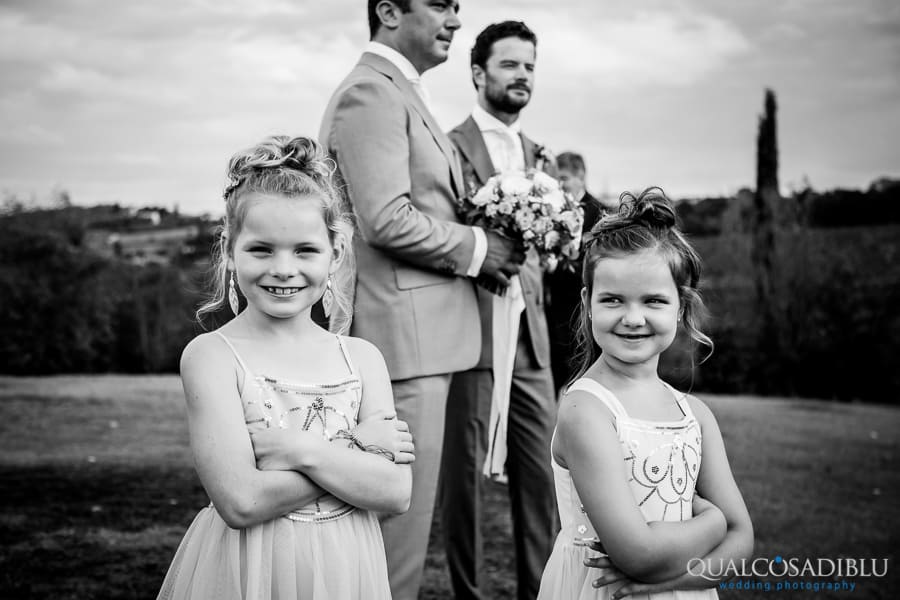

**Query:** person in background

left=442, top=21, right=556, bottom=600
left=318, top=2, right=525, bottom=598
left=545, top=151, right=608, bottom=393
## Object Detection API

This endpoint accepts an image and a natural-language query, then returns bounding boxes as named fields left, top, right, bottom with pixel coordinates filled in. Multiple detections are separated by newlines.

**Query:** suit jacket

left=319, top=53, right=480, bottom=380
left=448, top=115, right=551, bottom=370
left=545, top=190, right=603, bottom=333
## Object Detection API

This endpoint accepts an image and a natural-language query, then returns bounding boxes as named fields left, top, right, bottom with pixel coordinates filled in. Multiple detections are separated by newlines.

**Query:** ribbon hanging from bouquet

left=483, top=274, right=526, bottom=482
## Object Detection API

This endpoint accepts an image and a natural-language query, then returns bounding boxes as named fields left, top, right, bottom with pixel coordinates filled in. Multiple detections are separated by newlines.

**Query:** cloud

left=0, top=0, right=369, bottom=209
left=549, top=12, right=749, bottom=87
left=0, top=0, right=896, bottom=212
left=3, top=123, right=65, bottom=147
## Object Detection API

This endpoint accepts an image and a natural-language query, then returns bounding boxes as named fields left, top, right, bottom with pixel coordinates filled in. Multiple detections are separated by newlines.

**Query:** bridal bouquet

left=461, top=170, right=584, bottom=279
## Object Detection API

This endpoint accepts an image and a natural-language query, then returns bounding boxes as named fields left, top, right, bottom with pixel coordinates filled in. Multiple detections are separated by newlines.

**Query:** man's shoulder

left=326, top=54, right=407, bottom=101
left=320, top=64, right=410, bottom=146
left=332, top=62, right=395, bottom=95
left=448, top=115, right=477, bottom=139
left=447, top=116, right=483, bottom=155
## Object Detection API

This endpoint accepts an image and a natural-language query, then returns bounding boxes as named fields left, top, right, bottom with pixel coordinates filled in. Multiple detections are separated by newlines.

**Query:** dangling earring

left=228, top=272, right=240, bottom=315
left=322, top=275, right=334, bottom=318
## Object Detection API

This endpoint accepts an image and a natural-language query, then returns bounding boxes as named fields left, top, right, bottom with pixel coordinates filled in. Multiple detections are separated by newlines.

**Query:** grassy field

left=1, top=375, right=897, bottom=599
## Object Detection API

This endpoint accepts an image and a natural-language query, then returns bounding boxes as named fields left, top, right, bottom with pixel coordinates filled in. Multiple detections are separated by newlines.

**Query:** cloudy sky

left=1, top=0, right=898, bottom=215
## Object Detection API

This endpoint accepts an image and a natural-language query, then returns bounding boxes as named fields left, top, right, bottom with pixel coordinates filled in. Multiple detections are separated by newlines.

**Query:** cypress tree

left=751, top=89, right=782, bottom=393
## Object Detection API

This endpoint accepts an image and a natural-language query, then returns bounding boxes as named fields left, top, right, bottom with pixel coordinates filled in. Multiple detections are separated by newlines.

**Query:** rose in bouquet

left=461, top=169, right=584, bottom=292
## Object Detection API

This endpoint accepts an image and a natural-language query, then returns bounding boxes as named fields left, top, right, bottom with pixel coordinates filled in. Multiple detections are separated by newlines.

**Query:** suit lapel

left=360, top=53, right=464, bottom=196
left=520, top=132, right=537, bottom=170
left=451, top=116, right=495, bottom=187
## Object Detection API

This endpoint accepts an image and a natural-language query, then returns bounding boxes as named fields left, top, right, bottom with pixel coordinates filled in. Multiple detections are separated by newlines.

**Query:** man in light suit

left=319, top=2, right=524, bottom=599
left=440, top=21, right=557, bottom=600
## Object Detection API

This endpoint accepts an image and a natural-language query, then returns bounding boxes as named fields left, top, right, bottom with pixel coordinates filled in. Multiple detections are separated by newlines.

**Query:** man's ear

left=471, top=64, right=486, bottom=91
left=375, top=0, right=403, bottom=30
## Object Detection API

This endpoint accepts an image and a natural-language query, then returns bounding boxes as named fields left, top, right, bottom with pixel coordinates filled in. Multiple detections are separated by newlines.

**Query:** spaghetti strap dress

left=157, top=332, right=391, bottom=600
left=537, top=378, right=717, bottom=600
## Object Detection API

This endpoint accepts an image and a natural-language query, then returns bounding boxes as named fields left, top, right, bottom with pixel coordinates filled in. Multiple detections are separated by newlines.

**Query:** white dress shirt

left=471, top=103, right=526, bottom=174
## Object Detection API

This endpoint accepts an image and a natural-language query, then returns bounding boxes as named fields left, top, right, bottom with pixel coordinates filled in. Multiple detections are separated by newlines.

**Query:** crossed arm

left=181, top=334, right=412, bottom=530
left=556, top=391, right=731, bottom=582
left=586, top=397, right=755, bottom=598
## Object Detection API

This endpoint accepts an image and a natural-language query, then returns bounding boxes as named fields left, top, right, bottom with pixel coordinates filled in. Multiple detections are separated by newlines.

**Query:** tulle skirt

left=537, top=536, right=718, bottom=600
left=158, top=506, right=391, bottom=600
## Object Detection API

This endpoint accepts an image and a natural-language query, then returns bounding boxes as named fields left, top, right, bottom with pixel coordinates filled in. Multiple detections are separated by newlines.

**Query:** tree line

left=3, top=184, right=899, bottom=401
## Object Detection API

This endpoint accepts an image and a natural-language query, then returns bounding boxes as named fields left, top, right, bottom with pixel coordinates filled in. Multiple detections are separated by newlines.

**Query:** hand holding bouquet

left=461, top=169, right=584, bottom=288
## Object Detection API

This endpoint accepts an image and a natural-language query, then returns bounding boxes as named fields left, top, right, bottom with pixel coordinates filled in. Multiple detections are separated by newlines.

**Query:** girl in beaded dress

left=157, top=136, right=413, bottom=600
left=537, top=189, right=753, bottom=599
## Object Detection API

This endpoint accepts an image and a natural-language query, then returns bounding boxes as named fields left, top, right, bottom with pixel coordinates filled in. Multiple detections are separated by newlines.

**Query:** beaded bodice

left=216, top=332, right=362, bottom=522
left=553, top=378, right=702, bottom=545
left=242, top=375, right=362, bottom=438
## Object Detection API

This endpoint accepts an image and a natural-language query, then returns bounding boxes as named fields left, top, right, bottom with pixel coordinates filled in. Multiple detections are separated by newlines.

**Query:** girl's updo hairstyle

left=197, top=135, right=355, bottom=333
left=571, top=187, right=713, bottom=383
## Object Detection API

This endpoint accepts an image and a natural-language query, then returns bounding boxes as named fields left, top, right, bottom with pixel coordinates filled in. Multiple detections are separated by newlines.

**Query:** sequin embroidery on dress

left=217, top=331, right=363, bottom=522
left=622, top=403, right=702, bottom=522
left=157, top=332, right=394, bottom=600
left=537, top=378, right=717, bottom=599
left=554, top=378, right=704, bottom=544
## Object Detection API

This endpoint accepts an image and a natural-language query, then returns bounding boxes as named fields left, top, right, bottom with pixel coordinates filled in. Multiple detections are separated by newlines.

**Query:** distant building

left=84, top=223, right=201, bottom=266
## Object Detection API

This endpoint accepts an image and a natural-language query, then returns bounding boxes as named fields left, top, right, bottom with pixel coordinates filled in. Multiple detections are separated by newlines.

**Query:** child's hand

left=251, top=428, right=316, bottom=471
left=585, top=546, right=637, bottom=599
left=353, top=410, right=416, bottom=464
left=588, top=559, right=630, bottom=597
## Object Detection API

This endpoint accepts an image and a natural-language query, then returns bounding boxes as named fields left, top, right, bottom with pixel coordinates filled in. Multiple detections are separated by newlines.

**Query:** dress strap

left=566, top=378, right=629, bottom=419
left=335, top=335, right=356, bottom=377
left=663, top=382, right=693, bottom=418
left=213, top=331, right=254, bottom=378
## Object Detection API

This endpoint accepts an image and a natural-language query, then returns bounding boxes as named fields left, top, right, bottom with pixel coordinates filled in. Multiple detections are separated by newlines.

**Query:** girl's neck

left=592, top=353, right=660, bottom=388
left=231, top=306, right=325, bottom=342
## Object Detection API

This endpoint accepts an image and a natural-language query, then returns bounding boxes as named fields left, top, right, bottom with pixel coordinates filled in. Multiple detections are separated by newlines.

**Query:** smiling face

left=582, top=248, right=680, bottom=370
left=228, top=192, right=340, bottom=322
left=475, top=36, right=535, bottom=115
left=395, top=0, right=461, bottom=73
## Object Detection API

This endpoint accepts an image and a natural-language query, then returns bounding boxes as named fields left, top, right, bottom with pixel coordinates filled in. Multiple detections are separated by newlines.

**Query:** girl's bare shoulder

left=340, top=335, right=386, bottom=368
left=180, top=330, right=232, bottom=368
left=557, top=385, right=617, bottom=435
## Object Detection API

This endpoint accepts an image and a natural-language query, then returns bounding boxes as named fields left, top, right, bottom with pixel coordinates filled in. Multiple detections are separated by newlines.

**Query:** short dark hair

left=368, top=0, right=412, bottom=38
left=470, top=21, right=537, bottom=70
left=557, top=152, right=586, bottom=174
